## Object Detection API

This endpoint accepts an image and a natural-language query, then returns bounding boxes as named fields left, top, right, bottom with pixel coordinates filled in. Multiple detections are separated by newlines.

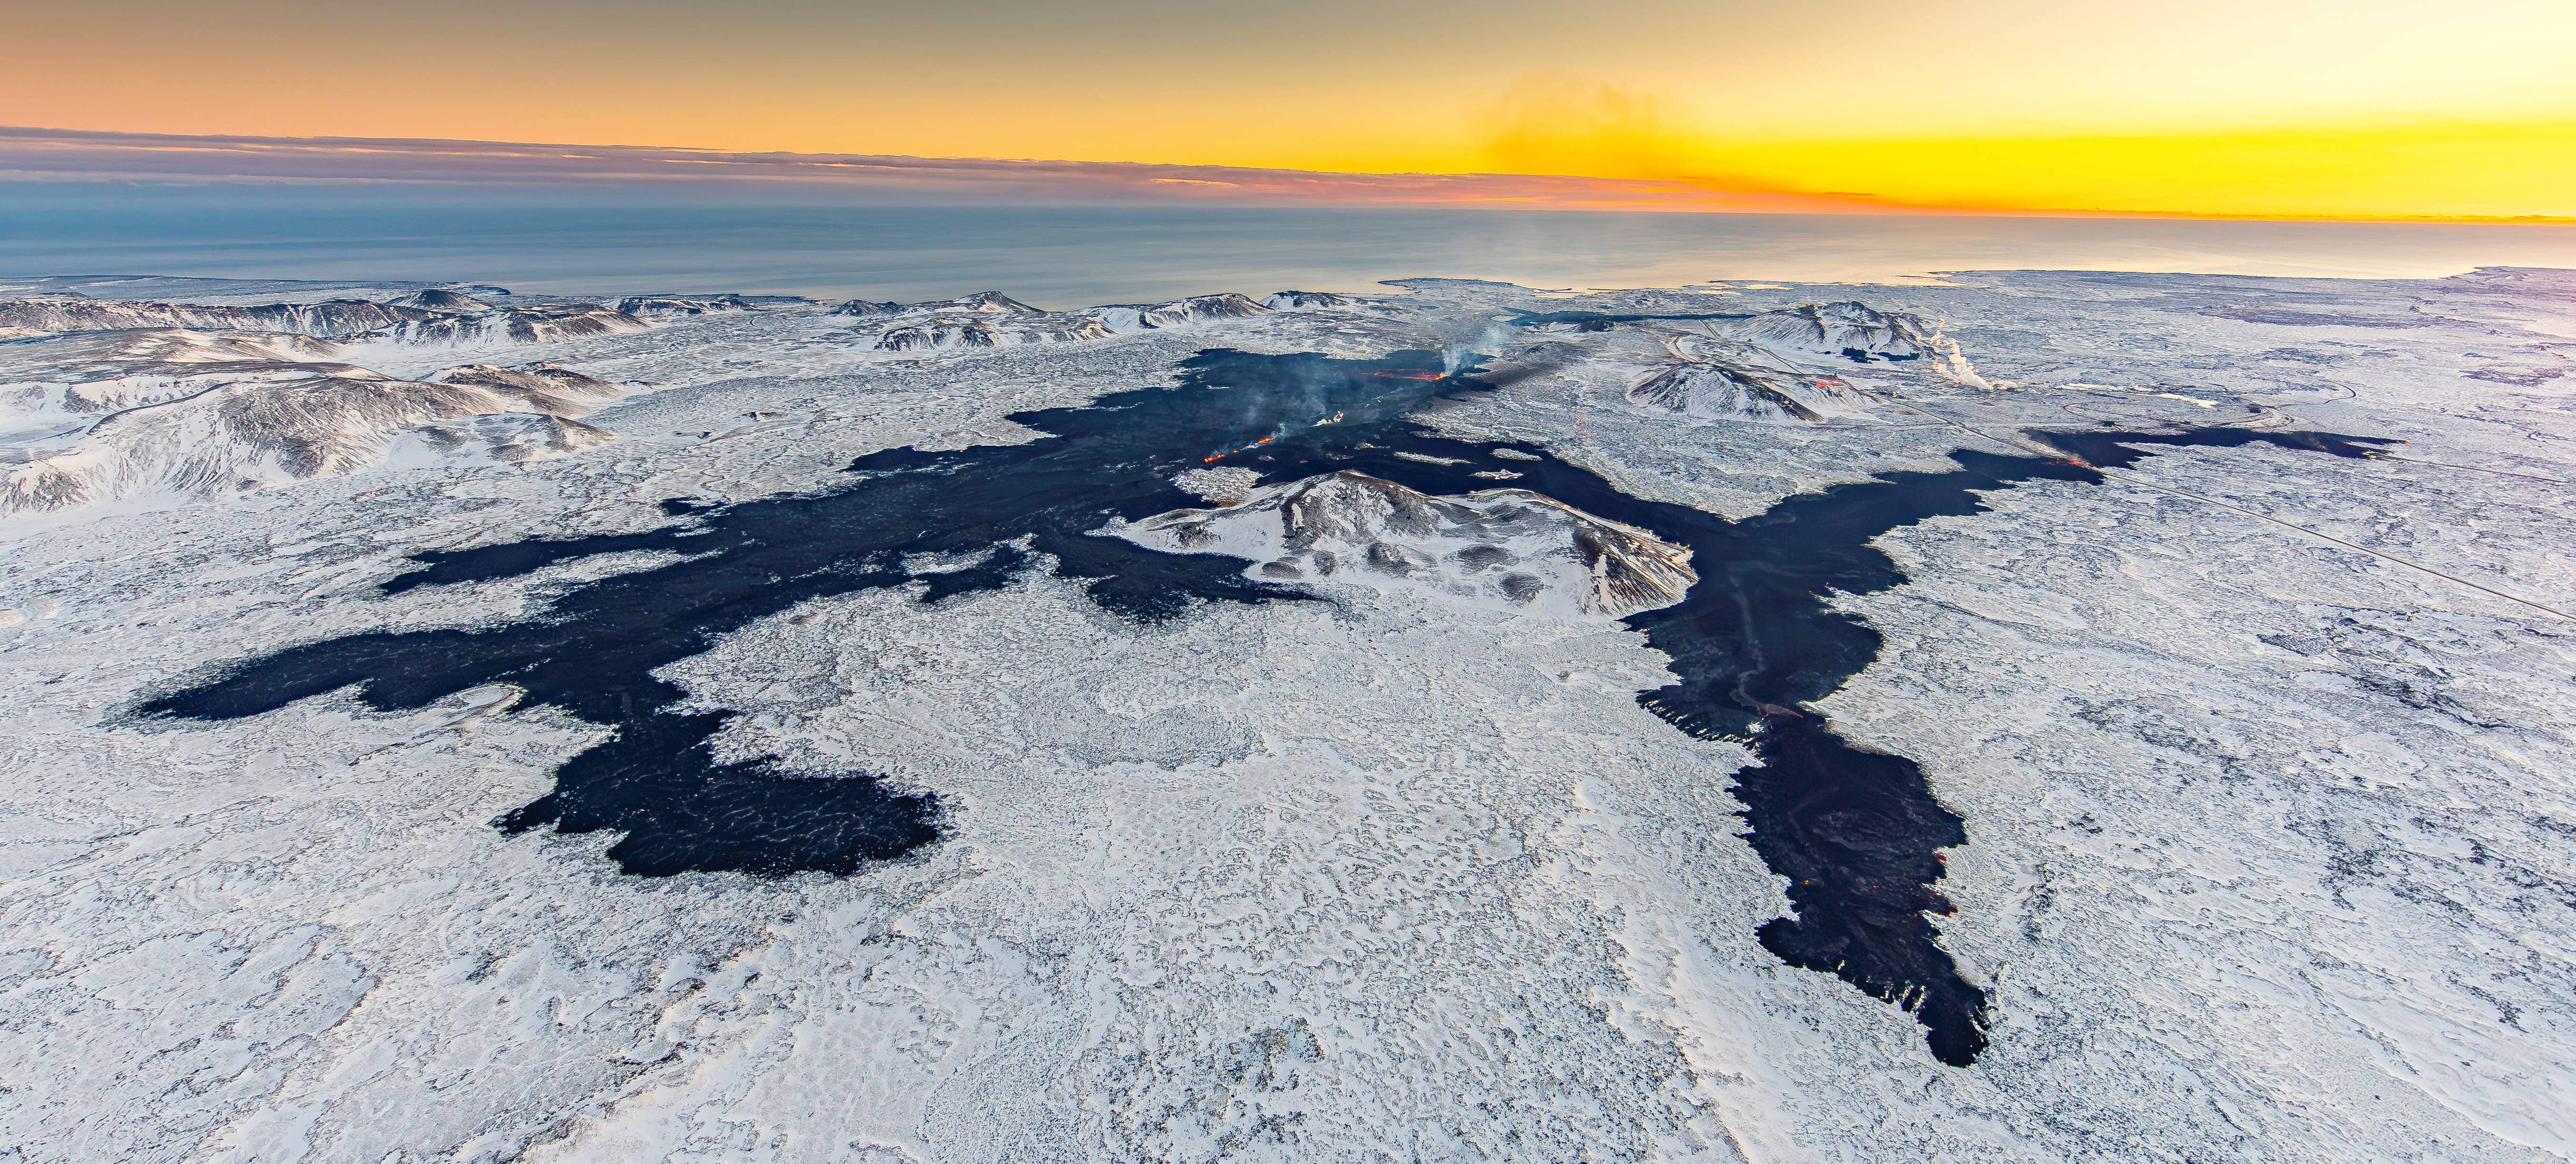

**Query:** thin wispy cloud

left=0, top=126, right=1896, bottom=214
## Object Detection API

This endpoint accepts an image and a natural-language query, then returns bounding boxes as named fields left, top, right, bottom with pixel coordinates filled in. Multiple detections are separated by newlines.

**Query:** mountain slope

left=0, top=291, right=651, bottom=347
left=1722, top=300, right=1939, bottom=360
left=1, top=362, right=626, bottom=515
left=1627, top=341, right=1876, bottom=423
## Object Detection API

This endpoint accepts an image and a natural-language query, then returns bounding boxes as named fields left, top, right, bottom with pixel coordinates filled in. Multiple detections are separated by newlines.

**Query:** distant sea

left=6, top=184, right=2574, bottom=308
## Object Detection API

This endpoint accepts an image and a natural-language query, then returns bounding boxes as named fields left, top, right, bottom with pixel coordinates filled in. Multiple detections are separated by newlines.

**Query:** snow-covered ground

left=0, top=269, right=2570, bottom=1162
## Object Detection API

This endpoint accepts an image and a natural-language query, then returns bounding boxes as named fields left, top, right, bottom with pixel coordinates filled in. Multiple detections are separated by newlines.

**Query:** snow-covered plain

left=0, top=269, right=2571, bottom=1161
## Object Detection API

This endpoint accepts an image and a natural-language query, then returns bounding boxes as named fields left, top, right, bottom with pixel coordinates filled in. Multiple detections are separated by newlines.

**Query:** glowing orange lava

left=1201, top=434, right=1279, bottom=463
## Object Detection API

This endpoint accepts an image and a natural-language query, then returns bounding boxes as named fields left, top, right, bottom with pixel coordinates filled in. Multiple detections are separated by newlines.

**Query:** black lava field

left=141, top=347, right=2384, bottom=1066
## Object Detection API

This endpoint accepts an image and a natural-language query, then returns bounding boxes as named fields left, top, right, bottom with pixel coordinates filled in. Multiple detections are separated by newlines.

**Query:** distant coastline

left=8, top=187, right=2576, bottom=306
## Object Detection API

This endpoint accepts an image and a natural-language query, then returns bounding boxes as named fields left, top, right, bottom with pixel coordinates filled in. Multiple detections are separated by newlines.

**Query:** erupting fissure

left=1202, top=433, right=1278, bottom=463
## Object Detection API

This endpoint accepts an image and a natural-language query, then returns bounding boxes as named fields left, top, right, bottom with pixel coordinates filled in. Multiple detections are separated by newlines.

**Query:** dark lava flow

left=138, top=348, right=2386, bottom=1066
left=141, top=351, right=1475, bottom=877
left=1241, top=412, right=2385, bottom=1068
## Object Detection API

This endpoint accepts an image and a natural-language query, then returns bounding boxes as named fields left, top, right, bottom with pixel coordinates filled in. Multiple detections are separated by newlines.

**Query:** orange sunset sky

left=7, top=0, right=2575, bottom=220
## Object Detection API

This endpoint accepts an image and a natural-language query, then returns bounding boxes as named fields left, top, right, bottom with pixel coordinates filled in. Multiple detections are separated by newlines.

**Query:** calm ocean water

left=6, top=184, right=2573, bottom=308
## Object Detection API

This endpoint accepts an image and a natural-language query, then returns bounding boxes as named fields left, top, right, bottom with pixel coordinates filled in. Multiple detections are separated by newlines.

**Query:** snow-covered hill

left=427, top=363, right=629, bottom=414
left=1721, top=300, right=1940, bottom=360
left=873, top=316, right=1118, bottom=352
left=0, top=290, right=652, bottom=348
left=1627, top=340, right=1876, bottom=423
left=856, top=291, right=1045, bottom=316
left=383, top=412, right=617, bottom=467
left=357, top=304, right=650, bottom=347
left=0, top=330, right=352, bottom=433
left=868, top=293, right=1288, bottom=351
left=614, top=295, right=759, bottom=318
left=1084, top=293, right=1273, bottom=333
left=1261, top=290, right=1358, bottom=309
left=1118, top=469, right=1698, bottom=619
left=0, top=294, right=419, bottom=341
left=0, top=362, right=626, bottom=515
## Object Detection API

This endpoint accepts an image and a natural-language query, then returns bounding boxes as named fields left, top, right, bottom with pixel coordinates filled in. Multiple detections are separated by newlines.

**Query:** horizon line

left=4, top=125, right=2572, bottom=228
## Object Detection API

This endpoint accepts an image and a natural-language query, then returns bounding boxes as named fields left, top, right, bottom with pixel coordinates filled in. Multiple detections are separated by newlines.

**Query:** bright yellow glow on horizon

left=1709, top=123, right=2576, bottom=221
left=1463, top=79, right=2576, bottom=220
left=5, top=0, right=2575, bottom=220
